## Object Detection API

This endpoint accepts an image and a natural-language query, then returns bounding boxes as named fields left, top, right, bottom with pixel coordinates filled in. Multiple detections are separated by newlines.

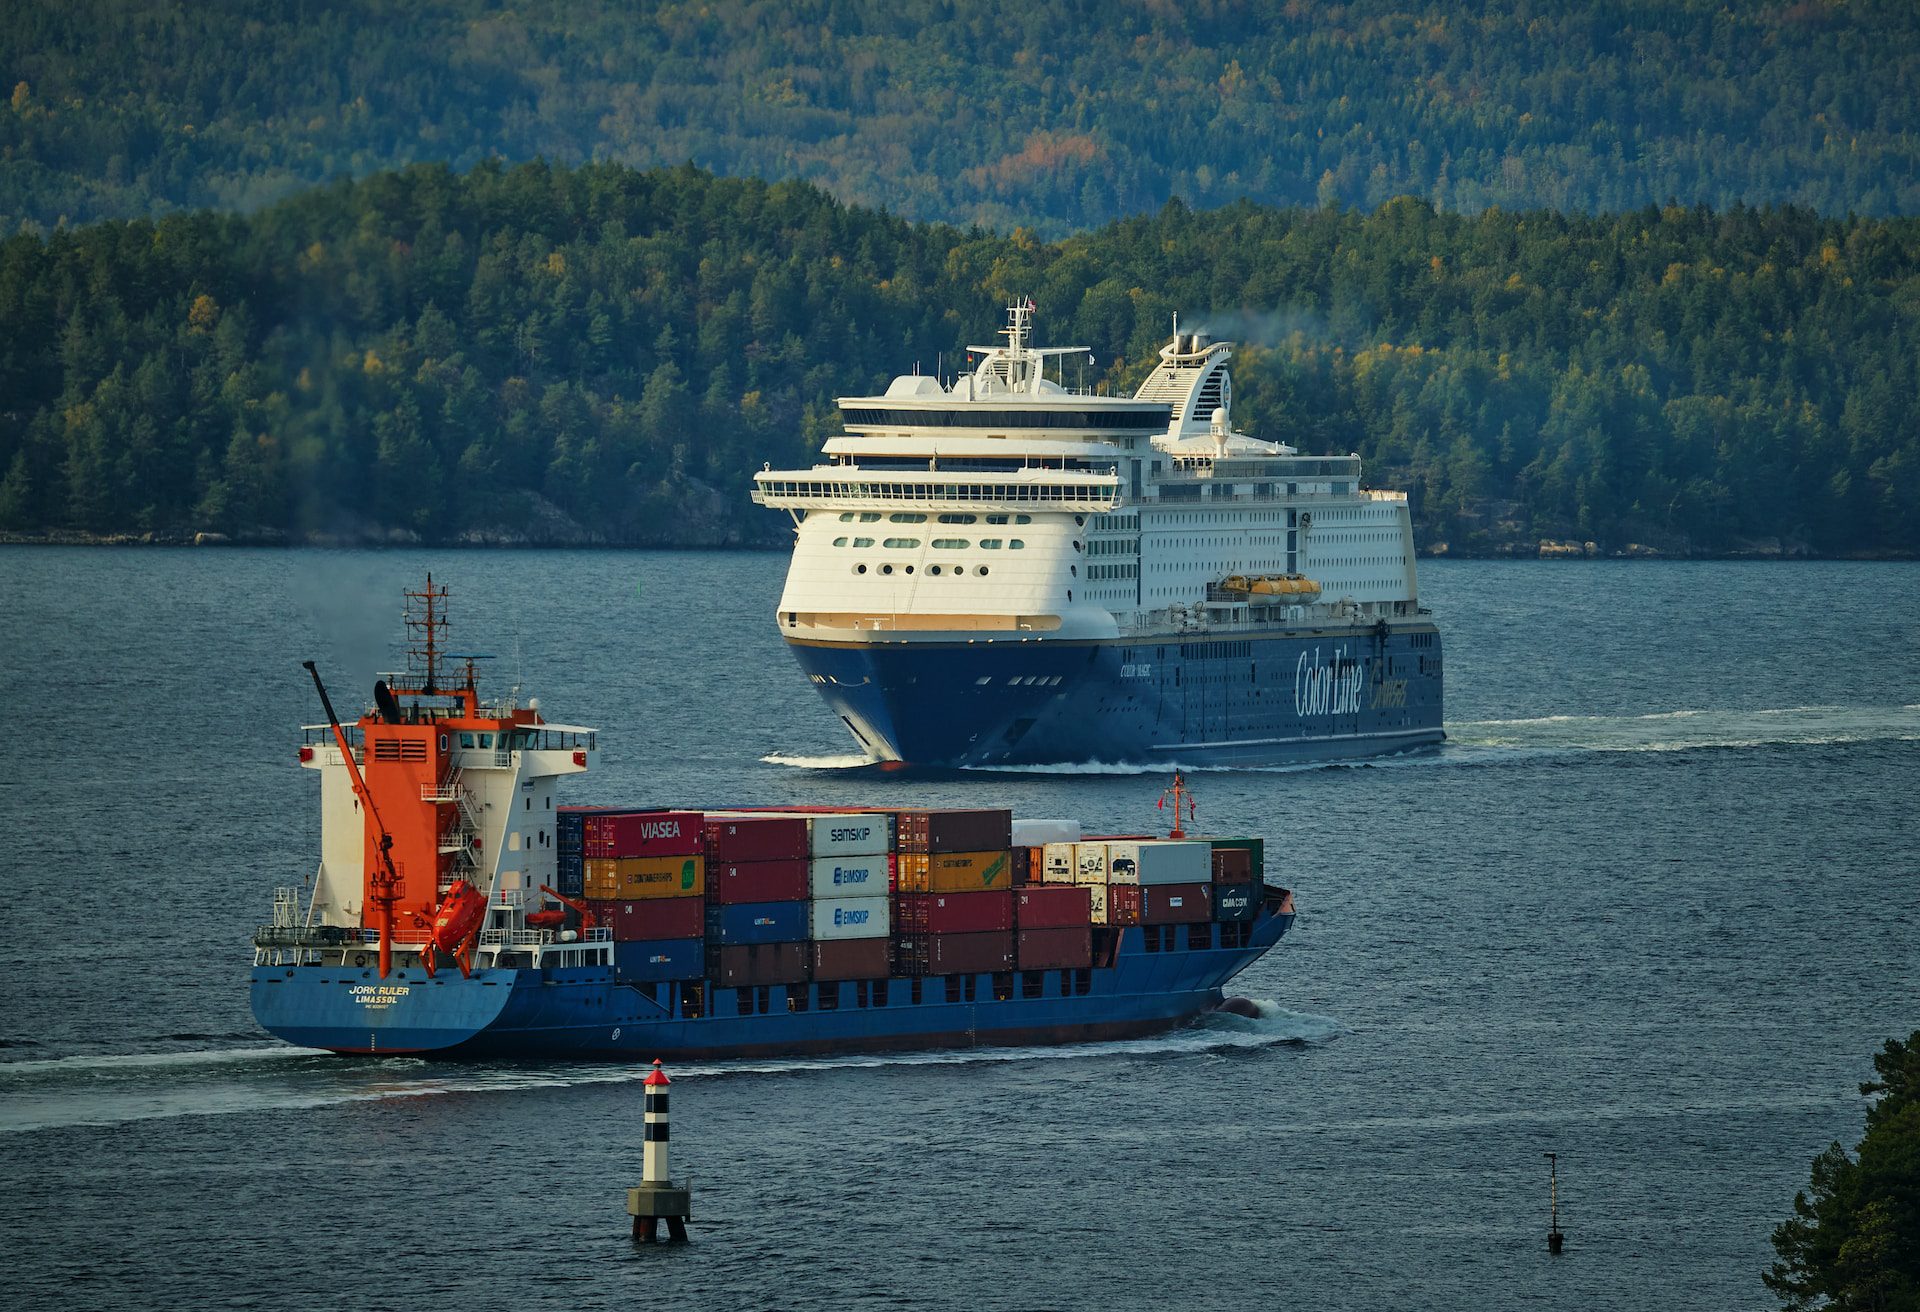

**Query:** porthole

left=881, top=564, right=894, bottom=575
left=1070, top=565, right=1077, bottom=576
left=978, top=566, right=990, bottom=576
left=855, top=564, right=867, bottom=574
left=905, top=565, right=915, bottom=574
left=929, top=565, right=942, bottom=576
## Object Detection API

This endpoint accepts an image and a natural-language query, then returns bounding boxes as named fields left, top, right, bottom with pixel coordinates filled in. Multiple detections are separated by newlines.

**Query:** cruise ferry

left=751, top=303, right=1444, bottom=766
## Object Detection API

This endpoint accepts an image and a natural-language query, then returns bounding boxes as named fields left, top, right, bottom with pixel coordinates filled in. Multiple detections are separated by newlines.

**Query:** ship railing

left=751, top=469, right=1122, bottom=514
left=479, top=928, right=554, bottom=948
left=582, top=926, right=613, bottom=943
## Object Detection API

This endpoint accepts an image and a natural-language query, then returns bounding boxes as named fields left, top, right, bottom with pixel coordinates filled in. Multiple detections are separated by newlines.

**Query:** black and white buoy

left=628, top=1058, right=692, bottom=1243
left=1545, top=1152, right=1565, bottom=1254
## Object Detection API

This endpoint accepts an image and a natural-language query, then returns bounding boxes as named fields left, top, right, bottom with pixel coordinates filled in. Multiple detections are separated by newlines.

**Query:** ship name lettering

left=348, top=984, right=411, bottom=1009
left=1294, top=646, right=1366, bottom=717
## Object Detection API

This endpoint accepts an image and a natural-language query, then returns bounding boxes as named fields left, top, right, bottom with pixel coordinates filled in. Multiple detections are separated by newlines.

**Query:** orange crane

left=303, top=661, right=404, bottom=979
left=537, top=885, right=600, bottom=934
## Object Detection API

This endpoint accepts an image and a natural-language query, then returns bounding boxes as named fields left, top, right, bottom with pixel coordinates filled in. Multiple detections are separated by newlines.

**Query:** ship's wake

left=1447, top=703, right=1920, bottom=755
left=0, top=1006, right=1341, bottom=1133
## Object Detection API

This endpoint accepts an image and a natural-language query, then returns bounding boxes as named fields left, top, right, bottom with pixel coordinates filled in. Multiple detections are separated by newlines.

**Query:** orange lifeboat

left=525, top=906, right=567, bottom=930
left=425, top=879, right=487, bottom=977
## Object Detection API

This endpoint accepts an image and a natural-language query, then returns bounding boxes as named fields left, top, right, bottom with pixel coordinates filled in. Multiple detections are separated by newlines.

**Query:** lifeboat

left=1219, top=574, right=1321, bottom=602
left=524, top=906, right=567, bottom=930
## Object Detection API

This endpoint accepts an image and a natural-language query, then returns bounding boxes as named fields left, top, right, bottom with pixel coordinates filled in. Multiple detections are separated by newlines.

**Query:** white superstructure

left=753, top=302, right=1421, bottom=643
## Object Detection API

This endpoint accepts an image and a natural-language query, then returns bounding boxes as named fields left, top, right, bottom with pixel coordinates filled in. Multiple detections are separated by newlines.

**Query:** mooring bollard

left=628, top=1058, right=692, bottom=1243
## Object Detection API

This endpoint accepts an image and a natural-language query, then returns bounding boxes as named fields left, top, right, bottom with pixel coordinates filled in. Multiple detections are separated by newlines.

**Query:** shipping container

left=809, top=896, right=892, bottom=941
left=1041, top=842, right=1078, bottom=884
left=809, top=937, right=892, bottom=982
left=896, top=849, right=1013, bottom=893
left=1016, top=926, right=1093, bottom=970
left=555, top=851, right=585, bottom=898
left=1212, top=882, right=1258, bottom=922
left=705, top=899, right=809, bottom=946
left=708, top=810, right=895, bottom=858
left=703, top=815, right=809, bottom=863
left=557, top=805, right=619, bottom=856
left=1207, top=836, right=1266, bottom=875
left=705, top=859, right=809, bottom=904
left=1073, top=842, right=1109, bottom=886
left=896, top=890, right=1015, bottom=935
left=1105, top=884, right=1144, bottom=927
left=1012, top=818, right=1082, bottom=847
left=807, top=854, right=891, bottom=899
left=894, top=808, right=1013, bottom=854
left=583, top=810, right=705, bottom=859
left=1142, top=882, right=1213, bottom=925
left=892, top=930, right=1016, bottom=976
left=612, top=937, right=704, bottom=983
left=1011, top=846, right=1033, bottom=887
left=707, top=941, right=809, bottom=987
left=1210, top=846, right=1255, bottom=883
left=583, top=855, right=705, bottom=900
left=590, top=896, right=706, bottom=942
left=1107, top=840, right=1212, bottom=887
left=1015, top=885, right=1092, bottom=930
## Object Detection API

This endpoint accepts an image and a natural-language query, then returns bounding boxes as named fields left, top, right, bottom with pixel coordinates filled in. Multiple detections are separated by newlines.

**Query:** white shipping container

left=1042, top=842, right=1078, bottom=884
left=1086, top=883, right=1110, bottom=925
left=1108, top=840, right=1212, bottom=886
left=810, top=896, right=891, bottom=941
left=808, top=854, right=891, bottom=898
left=805, top=813, right=893, bottom=858
left=1014, top=818, right=1082, bottom=847
left=1073, top=842, right=1110, bottom=886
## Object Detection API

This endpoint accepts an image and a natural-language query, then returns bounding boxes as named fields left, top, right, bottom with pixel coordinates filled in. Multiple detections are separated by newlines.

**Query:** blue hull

left=788, top=622, right=1444, bottom=766
left=251, top=912, right=1293, bottom=1059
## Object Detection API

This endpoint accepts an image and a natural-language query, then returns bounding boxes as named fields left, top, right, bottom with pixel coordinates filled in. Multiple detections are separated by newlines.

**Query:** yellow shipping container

left=896, top=849, right=1011, bottom=893
left=584, top=855, right=705, bottom=900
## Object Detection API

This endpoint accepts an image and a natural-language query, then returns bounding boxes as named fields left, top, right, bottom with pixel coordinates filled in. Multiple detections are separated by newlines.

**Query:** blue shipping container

left=613, top=938, right=705, bottom=983
left=556, top=853, right=586, bottom=897
left=705, top=899, right=809, bottom=946
left=1213, top=882, right=1258, bottom=922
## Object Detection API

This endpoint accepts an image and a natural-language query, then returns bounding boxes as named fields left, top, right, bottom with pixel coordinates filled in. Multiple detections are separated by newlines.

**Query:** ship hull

left=787, top=623, right=1443, bottom=766
left=251, top=915, right=1291, bottom=1059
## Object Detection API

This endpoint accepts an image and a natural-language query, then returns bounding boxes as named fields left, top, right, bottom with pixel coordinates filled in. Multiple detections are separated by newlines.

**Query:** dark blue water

left=1, top=550, right=1915, bottom=1310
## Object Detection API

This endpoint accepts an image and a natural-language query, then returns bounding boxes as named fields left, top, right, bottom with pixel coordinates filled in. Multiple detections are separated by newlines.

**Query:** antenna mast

left=1157, top=772, right=1198, bottom=839
left=403, top=573, right=450, bottom=693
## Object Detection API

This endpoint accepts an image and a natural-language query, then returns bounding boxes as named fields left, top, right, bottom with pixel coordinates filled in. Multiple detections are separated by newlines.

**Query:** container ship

left=249, top=580, right=1295, bottom=1058
left=751, top=300, right=1444, bottom=767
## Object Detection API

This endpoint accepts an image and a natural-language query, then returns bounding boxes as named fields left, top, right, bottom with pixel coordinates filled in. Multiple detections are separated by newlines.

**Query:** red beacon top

left=643, top=1058, right=671, bottom=1087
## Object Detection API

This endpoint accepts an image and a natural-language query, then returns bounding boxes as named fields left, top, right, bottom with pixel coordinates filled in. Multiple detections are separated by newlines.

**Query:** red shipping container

left=1107, top=884, right=1144, bottom=927
left=895, top=890, right=1013, bottom=934
left=809, top=937, right=892, bottom=982
left=894, top=808, right=1013, bottom=854
left=1017, top=926, right=1092, bottom=970
left=1015, top=885, right=1092, bottom=929
left=703, top=815, right=809, bottom=863
left=590, top=896, right=705, bottom=942
left=892, top=931, right=1015, bottom=976
left=583, top=810, right=705, bottom=859
left=706, top=859, right=809, bottom=904
left=707, top=941, right=809, bottom=987
left=1210, top=847, right=1255, bottom=883
left=1142, top=882, right=1213, bottom=924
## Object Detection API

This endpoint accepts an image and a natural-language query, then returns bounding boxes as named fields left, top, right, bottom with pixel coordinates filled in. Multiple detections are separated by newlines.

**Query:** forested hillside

left=3, top=0, right=1917, bottom=236
left=2, top=162, right=1915, bottom=554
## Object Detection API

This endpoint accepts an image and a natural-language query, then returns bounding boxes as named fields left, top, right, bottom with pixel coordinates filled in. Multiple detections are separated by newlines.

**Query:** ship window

left=460, top=733, right=474, bottom=748
left=1009, top=540, right=1026, bottom=549
left=905, top=565, right=915, bottom=574
left=985, top=514, right=1009, bottom=524
left=977, top=566, right=990, bottom=576
left=938, top=513, right=978, bottom=524
left=883, top=537, right=920, bottom=548
left=858, top=512, right=881, bottom=522
left=852, top=537, right=874, bottom=547
left=832, top=536, right=849, bottom=547
left=889, top=513, right=927, bottom=523
left=1016, top=515, right=1032, bottom=524
left=929, top=565, right=942, bottom=575
left=479, top=734, right=493, bottom=748
left=839, top=512, right=855, bottom=522
left=932, top=538, right=967, bottom=549
left=979, top=539, right=1002, bottom=549
left=881, top=564, right=894, bottom=575
left=855, top=564, right=867, bottom=574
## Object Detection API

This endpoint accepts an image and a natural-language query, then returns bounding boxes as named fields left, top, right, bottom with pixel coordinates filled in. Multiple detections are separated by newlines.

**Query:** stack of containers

left=554, top=805, right=602, bottom=898
left=1012, top=819, right=1079, bottom=891
left=1109, top=838, right=1214, bottom=925
left=798, top=811, right=896, bottom=983
left=892, top=809, right=1016, bottom=975
left=702, top=814, right=812, bottom=987
left=1207, top=837, right=1265, bottom=923
left=582, top=810, right=707, bottom=982
left=1013, top=884, right=1093, bottom=968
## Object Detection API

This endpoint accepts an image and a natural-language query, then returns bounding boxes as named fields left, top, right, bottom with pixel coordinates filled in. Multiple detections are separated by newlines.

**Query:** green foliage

left=0, top=161, right=1916, bottom=551
left=2, top=1, right=1918, bottom=237
left=1766, top=1033, right=1920, bottom=1311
